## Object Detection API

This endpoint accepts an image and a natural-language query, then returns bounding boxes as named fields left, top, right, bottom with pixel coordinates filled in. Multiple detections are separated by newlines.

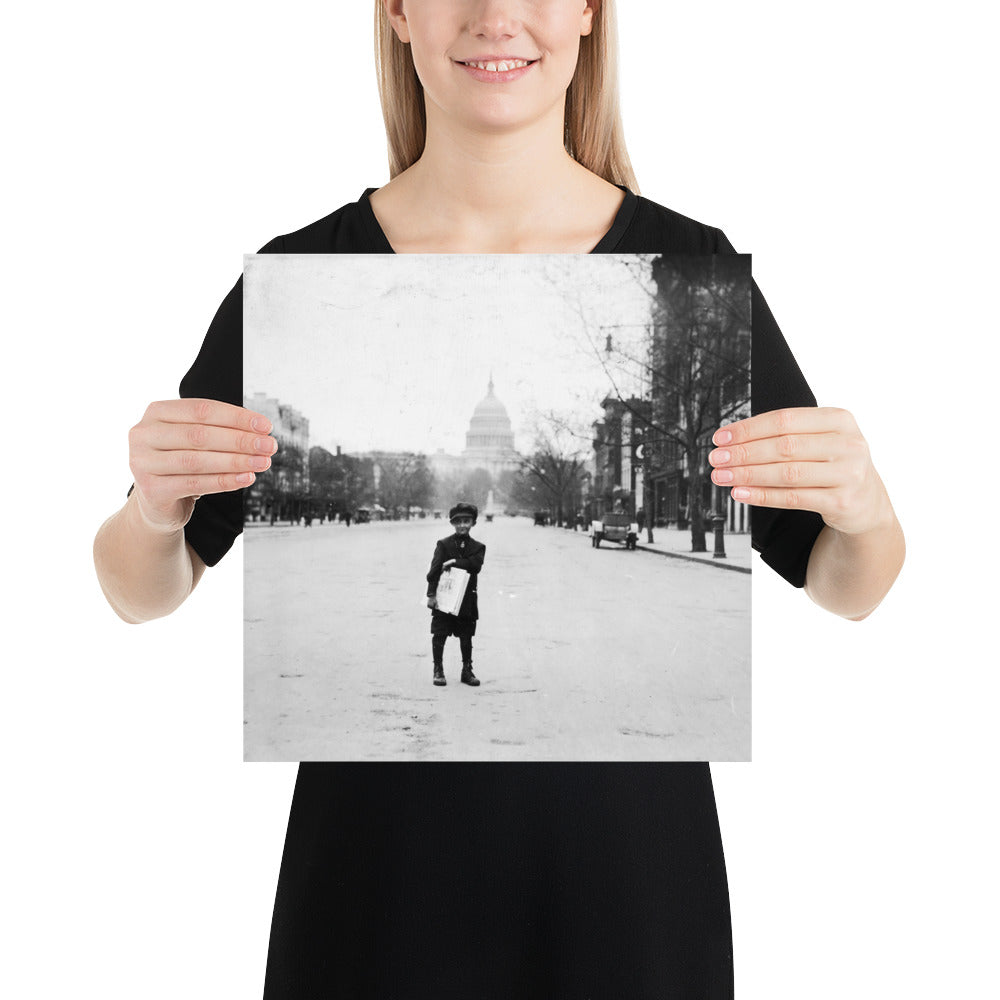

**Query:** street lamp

left=709, top=481, right=727, bottom=559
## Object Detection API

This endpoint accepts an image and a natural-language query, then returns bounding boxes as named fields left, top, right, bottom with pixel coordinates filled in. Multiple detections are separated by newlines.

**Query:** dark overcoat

left=426, top=533, right=486, bottom=635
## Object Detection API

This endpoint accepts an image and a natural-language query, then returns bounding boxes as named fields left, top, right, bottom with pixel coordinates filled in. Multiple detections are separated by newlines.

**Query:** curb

left=634, top=543, right=752, bottom=574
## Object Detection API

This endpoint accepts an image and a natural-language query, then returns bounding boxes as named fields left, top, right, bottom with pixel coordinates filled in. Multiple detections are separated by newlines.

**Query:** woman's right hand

left=128, top=398, right=277, bottom=532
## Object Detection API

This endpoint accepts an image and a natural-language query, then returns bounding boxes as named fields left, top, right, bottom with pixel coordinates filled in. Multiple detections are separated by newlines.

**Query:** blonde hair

left=374, top=0, right=639, bottom=192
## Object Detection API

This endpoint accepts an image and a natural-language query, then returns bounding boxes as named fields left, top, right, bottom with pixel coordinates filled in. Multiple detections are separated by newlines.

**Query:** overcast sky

left=243, top=254, right=659, bottom=456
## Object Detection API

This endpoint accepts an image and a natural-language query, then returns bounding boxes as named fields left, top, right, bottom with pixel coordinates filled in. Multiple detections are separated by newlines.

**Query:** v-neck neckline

left=358, top=186, right=637, bottom=255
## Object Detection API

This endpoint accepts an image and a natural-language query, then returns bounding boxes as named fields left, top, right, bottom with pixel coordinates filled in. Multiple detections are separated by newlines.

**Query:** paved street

left=245, top=517, right=750, bottom=761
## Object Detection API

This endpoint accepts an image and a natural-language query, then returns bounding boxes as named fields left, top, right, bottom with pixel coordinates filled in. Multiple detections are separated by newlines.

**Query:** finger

left=138, top=421, right=278, bottom=456
left=714, top=407, right=855, bottom=447
left=137, top=449, right=273, bottom=477
left=140, top=470, right=259, bottom=503
left=144, top=398, right=272, bottom=433
left=712, top=459, right=845, bottom=490
left=729, top=484, right=844, bottom=520
left=709, top=432, right=843, bottom=469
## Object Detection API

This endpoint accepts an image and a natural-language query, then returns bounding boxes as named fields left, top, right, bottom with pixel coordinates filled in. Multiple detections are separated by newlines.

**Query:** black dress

left=179, top=189, right=823, bottom=999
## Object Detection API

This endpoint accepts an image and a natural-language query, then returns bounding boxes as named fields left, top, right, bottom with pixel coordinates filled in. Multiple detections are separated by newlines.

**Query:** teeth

left=465, top=59, right=530, bottom=72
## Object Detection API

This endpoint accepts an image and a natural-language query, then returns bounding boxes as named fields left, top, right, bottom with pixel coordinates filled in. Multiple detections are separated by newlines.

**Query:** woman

left=94, top=2, right=903, bottom=996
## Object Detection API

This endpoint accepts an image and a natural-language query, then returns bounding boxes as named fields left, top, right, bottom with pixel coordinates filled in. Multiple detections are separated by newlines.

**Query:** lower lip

left=456, top=61, right=536, bottom=83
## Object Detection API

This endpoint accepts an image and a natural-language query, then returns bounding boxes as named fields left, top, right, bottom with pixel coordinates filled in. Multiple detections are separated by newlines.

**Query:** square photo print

left=243, top=253, right=751, bottom=761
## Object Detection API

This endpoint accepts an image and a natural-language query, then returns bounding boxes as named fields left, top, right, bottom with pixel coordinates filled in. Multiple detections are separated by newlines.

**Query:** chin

left=434, top=84, right=565, bottom=135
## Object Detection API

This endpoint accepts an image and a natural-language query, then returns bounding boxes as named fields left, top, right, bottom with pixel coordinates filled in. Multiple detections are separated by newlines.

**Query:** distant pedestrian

left=425, top=502, right=486, bottom=687
left=344, top=510, right=352, bottom=527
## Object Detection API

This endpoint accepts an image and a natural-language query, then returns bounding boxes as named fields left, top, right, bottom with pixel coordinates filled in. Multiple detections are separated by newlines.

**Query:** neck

left=369, top=98, right=624, bottom=253
left=414, top=101, right=576, bottom=217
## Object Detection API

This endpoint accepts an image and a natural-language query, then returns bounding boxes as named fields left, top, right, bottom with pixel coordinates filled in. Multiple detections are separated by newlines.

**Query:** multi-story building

left=643, top=255, right=751, bottom=532
left=243, top=392, right=309, bottom=519
left=245, top=392, right=309, bottom=459
left=428, top=377, right=523, bottom=498
left=460, top=376, right=522, bottom=479
left=590, top=396, right=649, bottom=518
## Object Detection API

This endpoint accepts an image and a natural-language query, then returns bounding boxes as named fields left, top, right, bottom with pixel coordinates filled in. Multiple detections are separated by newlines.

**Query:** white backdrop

left=4, top=1, right=996, bottom=996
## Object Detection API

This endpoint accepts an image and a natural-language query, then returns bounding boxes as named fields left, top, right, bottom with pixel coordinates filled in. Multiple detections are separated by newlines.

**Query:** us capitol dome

left=429, top=376, right=522, bottom=482
left=462, top=376, right=521, bottom=475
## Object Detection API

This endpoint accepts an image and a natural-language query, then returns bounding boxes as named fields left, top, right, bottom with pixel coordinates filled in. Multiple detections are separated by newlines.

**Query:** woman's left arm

left=710, top=406, right=905, bottom=621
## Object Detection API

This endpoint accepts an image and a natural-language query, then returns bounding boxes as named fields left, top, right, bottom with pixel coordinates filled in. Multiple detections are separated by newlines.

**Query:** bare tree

left=542, top=254, right=750, bottom=552
left=647, top=255, right=750, bottom=551
left=309, top=447, right=375, bottom=519
left=517, top=412, right=590, bottom=527
left=374, top=453, right=435, bottom=518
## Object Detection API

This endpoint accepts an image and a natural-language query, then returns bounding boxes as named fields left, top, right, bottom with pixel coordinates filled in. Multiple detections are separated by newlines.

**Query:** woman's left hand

left=709, top=407, right=891, bottom=535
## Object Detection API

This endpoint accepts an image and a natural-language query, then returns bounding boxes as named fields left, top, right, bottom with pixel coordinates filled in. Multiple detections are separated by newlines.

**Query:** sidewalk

left=634, top=527, right=752, bottom=573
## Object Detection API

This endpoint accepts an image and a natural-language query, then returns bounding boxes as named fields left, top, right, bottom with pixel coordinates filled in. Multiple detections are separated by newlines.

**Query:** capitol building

left=429, top=376, right=522, bottom=482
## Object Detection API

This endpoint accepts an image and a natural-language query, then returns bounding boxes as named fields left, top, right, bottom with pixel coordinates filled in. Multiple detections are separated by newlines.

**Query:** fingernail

left=715, top=429, right=732, bottom=445
left=252, top=417, right=271, bottom=433
left=237, top=472, right=255, bottom=485
left=713, top=469, right=734, bottom=484
left=251, top=456, right=270, bottom=471
left=733, top=487, right=751, bottom=501
left=254, top=437, right=273, bottom=452
left=711, top=449, right=731, bottom=465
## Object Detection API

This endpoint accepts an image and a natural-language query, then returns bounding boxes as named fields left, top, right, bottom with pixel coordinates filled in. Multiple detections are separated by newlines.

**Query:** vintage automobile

left=590, top=512, right=639, bottom=549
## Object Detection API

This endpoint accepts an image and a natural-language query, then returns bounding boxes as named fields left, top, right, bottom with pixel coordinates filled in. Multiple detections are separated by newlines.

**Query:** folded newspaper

left=433, top=567, right=470, bottom=616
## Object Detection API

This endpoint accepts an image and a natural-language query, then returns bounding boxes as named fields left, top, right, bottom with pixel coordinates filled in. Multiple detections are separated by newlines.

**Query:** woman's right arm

left=93, top=398, right=276, bottom=624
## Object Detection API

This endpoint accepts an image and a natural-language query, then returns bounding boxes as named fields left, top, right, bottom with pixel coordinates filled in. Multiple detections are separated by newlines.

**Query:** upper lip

left=455, top=55, right=538, bottom=63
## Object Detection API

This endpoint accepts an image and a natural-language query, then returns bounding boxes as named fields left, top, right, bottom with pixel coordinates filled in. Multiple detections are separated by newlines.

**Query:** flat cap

left=449, top=502, right=478, bottom=523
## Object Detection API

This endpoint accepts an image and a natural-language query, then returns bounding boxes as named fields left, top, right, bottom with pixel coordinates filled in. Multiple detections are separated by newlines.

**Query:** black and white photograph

left=243, top=253, right=751, bottom=761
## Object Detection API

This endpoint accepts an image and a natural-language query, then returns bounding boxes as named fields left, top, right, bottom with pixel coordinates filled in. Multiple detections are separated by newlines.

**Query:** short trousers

left=430, top=610, right=477, bottom=638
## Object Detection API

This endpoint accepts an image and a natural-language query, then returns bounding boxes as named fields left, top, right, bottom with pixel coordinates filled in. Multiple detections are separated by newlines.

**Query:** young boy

left=425, top=502, right=486, bottom=687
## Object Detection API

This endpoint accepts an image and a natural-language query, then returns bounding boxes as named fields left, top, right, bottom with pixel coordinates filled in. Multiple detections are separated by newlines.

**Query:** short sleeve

left=178, top=235, right=285, bottom=566
left=715, top=229, right=825, bottom=587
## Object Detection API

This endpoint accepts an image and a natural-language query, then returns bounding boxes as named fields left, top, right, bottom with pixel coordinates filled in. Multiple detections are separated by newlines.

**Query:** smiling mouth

left=456, top=58, right=538, bottom=73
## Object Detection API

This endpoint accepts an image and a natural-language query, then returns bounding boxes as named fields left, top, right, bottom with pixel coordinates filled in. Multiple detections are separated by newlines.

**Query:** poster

left=244, top=254, right=751, bottom=761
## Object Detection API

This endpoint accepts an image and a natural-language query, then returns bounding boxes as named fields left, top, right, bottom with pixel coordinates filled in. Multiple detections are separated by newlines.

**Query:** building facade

left=590, top=396, right=648, bottom=519
left=243, top=391, right=310, bottom=521
left=428, top=377, right=522, bottom=483
left=460, top=376, right=522, bottom=479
